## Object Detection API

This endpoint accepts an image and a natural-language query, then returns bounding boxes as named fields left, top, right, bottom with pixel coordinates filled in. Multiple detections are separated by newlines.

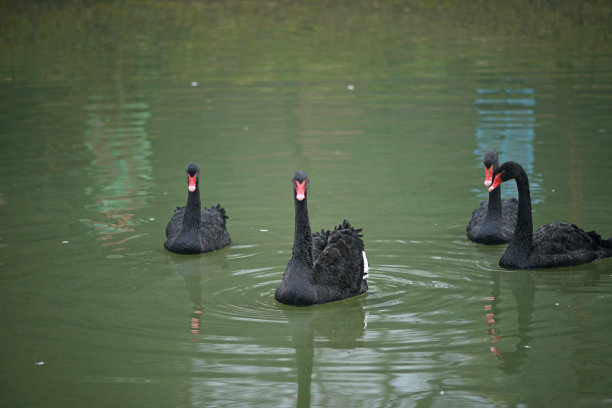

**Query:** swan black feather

left=275, top=172, right=368, bottom=306
left=467, top=149, right=518, bottom=244
left=164, top=163, right=231, bottom=254
left=489, top=161, right=612, bottom=269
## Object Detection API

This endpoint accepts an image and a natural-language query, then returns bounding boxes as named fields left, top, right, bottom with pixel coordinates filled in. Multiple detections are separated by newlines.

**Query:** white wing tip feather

left=362, top=250, right=369, bottom=280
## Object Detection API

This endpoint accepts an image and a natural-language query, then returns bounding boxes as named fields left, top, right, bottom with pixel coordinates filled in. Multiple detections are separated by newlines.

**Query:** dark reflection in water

left=167, top=251, right=230, bottom=342
left=281, top=299, right=367, bottom=408
left=485, top=269, right=604, bottom=376
left=485, top=270, right=535, bottom=375
left=474, top=79, right=544, bottom=204
left=81, top=95, right=154, bottom=252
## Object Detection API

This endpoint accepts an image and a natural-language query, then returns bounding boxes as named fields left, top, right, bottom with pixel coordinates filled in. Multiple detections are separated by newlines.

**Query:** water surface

left=1, top=2, right=612, bottom=407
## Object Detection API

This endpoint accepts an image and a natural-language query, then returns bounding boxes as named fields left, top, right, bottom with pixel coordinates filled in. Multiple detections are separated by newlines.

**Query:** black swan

left=274, top=171, right=369, bottom=306
left=466, top=149, right=518, bottom=244
left=489, top=161, right=612, bottom=269
left=164, top=163, right=231, bottom=254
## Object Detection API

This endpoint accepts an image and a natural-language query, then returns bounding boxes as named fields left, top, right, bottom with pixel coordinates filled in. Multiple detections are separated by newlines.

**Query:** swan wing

left=166, top=206, right=185, bottom=237
left=312, top=229, right=331, bottom=263
left=466, top=201, right=487, bottom=235
left=200, top=204, right=231, bottom=249
left=532, top=223, right=600, bottom=254
left=313, top=220, right=365, bottom=293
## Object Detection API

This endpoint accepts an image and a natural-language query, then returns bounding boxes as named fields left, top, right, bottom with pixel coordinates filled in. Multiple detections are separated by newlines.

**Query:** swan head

left=186, top=162, right=200, bottom=192
left=483, top=149, right=499, bottom=187
left=489, top=161, right=521, bottom=192
left=292, top=171, right=309, bottom=201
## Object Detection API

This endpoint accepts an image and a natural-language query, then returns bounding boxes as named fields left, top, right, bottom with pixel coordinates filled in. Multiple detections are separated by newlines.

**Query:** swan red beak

left=484, top=165, right=494, bottom=187
left=188, top=174, right=197, bottom=192
left=488, top=172, right=503, bottom=192
left=295, top=180, right=306, bottom=201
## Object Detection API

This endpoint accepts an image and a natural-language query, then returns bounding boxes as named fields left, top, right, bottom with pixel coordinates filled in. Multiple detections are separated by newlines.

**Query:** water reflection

left=485, top=270, right=535, bottom=374
left=81, top=95, right=154, bottom=252
left=281, top=299, right=367, bottom=408
left=485, top=269, right=604, bottom=375
left=474, top=79, right=544, bottom=204
left=167, top=251, right=230, bottom=342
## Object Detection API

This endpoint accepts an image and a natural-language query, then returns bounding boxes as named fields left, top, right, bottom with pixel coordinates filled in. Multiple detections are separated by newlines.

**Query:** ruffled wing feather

left=313, top=220, right=366, bottom=302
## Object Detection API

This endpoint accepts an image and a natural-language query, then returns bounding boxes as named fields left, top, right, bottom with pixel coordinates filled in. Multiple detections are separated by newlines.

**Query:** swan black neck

left=505, top=165, right=533, bottom=259
left=293, top=195, right=314, bottom=268
left=183, top=187, right=201, bottom=228
left=485, top=182, right=502, bottom=223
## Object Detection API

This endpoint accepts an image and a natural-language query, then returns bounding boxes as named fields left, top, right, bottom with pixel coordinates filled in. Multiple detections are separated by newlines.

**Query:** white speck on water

left=439, top=390, right=445, bottom=395
left=260, top=229, right=269, bottom=232
left=552, top=189, right=555, bottom=192
left=190, top=81, right=199, bottom=87
left=149, top=218, right=155, bottom=221
left=554, top=302, right=560, bottom=307
left=61, top=240, right=69, bottom=244
left=347, top=84, right=355, bottom=91
left=35, top=361, right=45, bottom=366
left=432, top=256, right=442, bottom=260
left=244, top=126, right=249, bottom=131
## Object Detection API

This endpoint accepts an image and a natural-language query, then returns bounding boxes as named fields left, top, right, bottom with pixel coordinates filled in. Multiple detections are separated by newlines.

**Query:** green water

left=1, top=1, right=612, bottom=407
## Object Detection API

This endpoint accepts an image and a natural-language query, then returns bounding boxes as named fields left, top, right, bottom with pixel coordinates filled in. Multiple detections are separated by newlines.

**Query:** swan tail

left=601, top=235, right=612, bottom=252
left=585, top=230, right=612, bottom=248
left=585, top=231, right=612, bottom=259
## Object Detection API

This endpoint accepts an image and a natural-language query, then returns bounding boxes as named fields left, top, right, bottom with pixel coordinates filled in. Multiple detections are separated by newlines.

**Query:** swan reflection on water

left=280, top=297, right=368, bottom=408
left=166, top=250, right=230, bottom=342
left=485, top=268, right=605, bottom=374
